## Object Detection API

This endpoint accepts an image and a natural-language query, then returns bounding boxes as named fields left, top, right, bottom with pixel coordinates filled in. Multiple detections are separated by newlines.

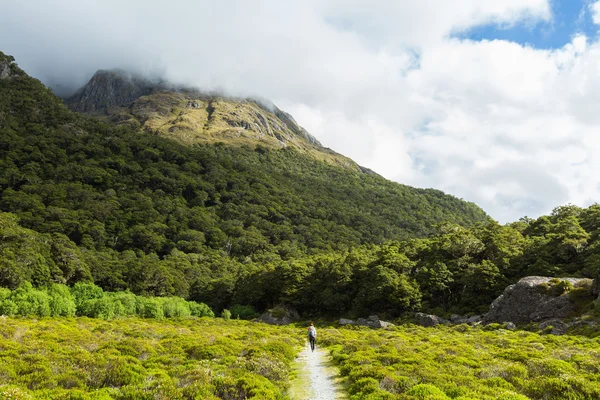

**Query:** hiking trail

left=288, top=343, right=347, bottom=400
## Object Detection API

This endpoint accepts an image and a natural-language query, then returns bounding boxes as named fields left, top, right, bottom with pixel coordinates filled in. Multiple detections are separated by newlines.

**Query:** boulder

left=539, top=319, right=568, bottom=335
left=256, top=305, right=299, bottom=326
left=415, top=312, right=450, bottom=327
left=483, top=276, right=589, bottom=324
left=340, top=315, right=395, bottom=328
left=450, top=314, right=467, bottom=324
left=505, top=322, right=516, bottom=330
left=356, top=315, right=395, bottom=329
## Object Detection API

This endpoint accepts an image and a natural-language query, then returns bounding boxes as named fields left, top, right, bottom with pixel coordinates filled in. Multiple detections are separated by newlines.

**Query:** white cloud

left=590, top=1, right=600, bottom=25
left=6, top=0, right=600, bottom=223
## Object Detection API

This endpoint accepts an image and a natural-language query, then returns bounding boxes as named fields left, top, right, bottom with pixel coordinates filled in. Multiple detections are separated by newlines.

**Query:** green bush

left=406, top=383, right=449, bottom=399
left=230, top=304, right=259, bottom=320
left=107, top=291, right=137, bottom=316
left=71, top=283, right=104, bottom=309
left=160, top=296, right=191, bottom=318
left=134, top=297, right=163, bottom=319
left=188, top=301, right=214, bottom=317
left=221, top=309, right=231, bottom=320
left=11, top=282, right=51, bottom=316
left=48, top=284, right=76, bottom=317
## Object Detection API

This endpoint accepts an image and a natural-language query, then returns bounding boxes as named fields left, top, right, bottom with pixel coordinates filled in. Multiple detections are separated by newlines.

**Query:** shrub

left=48, top=284, right=76, bottom=317
left=188, top=301, right=214, bottom=317
left=160, top=297, right=191, bottom=318
left=406, top=383, right=449, bottom=399
left=107, top=291, right=137, bottom=316
left=496, top=392, right=530, bottom=400
left=0, top=385, right=33, bottom=399
left=135, top=297, right=164, bottom=319
left=230, top=304, right=259, bottom=320
left=71, top=283, right=104, bottom=309
left=11, top=282, right=51, bottom=316
left=221, top=309, right=231, bottom=320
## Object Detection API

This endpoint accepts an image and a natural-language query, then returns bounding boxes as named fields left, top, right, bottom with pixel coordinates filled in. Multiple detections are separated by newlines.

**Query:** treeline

left=0, top=281, right=214, bottom=319
left=2, top=203, right=599, bottom=318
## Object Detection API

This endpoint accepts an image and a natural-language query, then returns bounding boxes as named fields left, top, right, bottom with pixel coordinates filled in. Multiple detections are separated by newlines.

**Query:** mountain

left=0, top=51, right=491, bottom=313
left=66, top=69, right=362, bottom=171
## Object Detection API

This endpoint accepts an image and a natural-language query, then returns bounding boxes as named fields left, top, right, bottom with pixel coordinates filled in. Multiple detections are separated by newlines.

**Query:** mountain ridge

left=65, top=69, right=365, bottom=172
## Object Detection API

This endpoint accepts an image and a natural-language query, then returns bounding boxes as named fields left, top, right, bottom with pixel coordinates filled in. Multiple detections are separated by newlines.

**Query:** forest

left=1, top=51, right=600, bottom=318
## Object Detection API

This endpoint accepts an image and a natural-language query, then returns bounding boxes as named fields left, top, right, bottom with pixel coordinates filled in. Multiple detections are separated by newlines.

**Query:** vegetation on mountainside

left=0, top=52, right=490, bottom=313
left=0, top=317, right=302, bottom=399
left=321, top=324, right=600, bottom=400
left=1, top=51, right=600, bottom=319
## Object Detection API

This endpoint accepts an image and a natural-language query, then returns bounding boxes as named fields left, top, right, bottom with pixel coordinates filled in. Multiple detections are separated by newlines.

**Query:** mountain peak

left=66, top=69, right=159, bottom=114
left=64, top=69, right=360, bottom=169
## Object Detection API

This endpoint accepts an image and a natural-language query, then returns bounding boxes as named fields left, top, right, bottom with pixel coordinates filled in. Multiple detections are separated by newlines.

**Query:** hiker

left=307, top=322, right=317, bottom=352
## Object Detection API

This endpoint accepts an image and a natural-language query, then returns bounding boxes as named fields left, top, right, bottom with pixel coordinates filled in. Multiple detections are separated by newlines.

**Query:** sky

left=2, top=0, right=600, bottom=223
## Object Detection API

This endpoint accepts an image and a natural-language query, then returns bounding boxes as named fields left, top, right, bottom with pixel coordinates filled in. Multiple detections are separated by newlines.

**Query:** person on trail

left=307, top=322, right=317, bottom=352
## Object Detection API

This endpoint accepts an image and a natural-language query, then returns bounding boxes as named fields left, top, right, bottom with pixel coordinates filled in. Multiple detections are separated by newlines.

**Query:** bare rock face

left=483, top=276, right=588, bottom=324
left=0, top=62, right=10, bottom=80
left=66, top=69, right=157, bottom=114
left=0, top=53, right=16, bottom=80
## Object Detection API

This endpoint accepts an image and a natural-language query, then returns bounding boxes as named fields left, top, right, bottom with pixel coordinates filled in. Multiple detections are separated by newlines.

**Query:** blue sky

left=457, top=0, right=597, bottom=49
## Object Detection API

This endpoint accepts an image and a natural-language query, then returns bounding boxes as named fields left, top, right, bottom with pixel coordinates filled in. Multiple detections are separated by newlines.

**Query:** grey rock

left=256, top=305, right=299, bottom=326
left=66, top=69, right=157, bottom=114
left=539, top=319, right=568, bottom=335
left=450, top=314, right=466, bottom=323
left=484, top=276, right=588, bottom=324
left=0, top=61, right=11, bottom=80
left=467, top=315, right=483, bottom=324
left=415, top=312, right=450, bottom=327
left=339, top=318, right=355, bottom=325
left=353, top=315, right=395, bottom=329
left=186, top=100, right=202, bottom=109
left=505, top=322, right=516, bottom=330
left=593, top=276, right=600, bottom=297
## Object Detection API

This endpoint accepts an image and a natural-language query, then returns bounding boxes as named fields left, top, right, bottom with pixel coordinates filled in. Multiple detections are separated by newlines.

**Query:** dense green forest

left=1, top=51, right=599, bottom=318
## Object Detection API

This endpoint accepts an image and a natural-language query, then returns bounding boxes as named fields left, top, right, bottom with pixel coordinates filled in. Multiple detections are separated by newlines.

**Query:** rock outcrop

left=414, top=313, right=450, bottom=327
left=483, top=276, right=590, bottom=324
left=338, top=315, right=395, bottom=328
left=66, top=69, right=157, bottom=114
left=0, top=53, right=16, bottom=80
left=257, top=305, right=300, bottom=326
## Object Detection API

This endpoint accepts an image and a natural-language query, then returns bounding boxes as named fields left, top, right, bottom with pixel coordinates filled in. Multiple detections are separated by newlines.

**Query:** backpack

left=308, top=326, right=316, bottom=339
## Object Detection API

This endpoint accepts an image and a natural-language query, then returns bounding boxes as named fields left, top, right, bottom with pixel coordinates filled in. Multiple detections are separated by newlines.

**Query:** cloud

left=4, top=0, right=600, bottom=223
left=591, top=1, right=600, bottom=25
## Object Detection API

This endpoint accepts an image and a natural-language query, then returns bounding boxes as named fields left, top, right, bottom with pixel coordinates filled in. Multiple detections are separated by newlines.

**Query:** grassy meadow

left=0, top=317, right=600, bottom=399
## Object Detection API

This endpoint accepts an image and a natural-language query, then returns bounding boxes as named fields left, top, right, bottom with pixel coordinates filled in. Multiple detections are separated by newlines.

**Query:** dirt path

left=288, top=342, right=347, bottom=400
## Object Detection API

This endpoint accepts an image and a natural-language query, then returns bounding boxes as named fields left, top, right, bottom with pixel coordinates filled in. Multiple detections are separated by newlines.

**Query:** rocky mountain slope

left=66, top=69, right=361, bottom=171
